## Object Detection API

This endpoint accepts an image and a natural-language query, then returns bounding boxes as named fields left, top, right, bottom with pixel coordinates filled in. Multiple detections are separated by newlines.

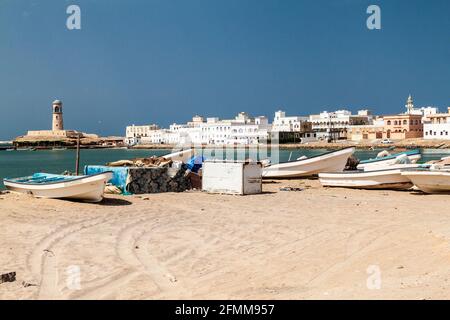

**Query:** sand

left=1, top=180, right=450, bottom=300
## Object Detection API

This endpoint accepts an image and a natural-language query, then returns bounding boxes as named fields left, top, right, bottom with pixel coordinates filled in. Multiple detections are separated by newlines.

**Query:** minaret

left=405, top=94, right=414, bottom=114
left=52, top=100, right=64, bottom=131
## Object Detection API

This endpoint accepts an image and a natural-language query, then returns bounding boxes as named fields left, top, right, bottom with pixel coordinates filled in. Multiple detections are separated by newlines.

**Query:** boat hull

left=363, top=163, right=429, bottom=172
left=401, top=171, right=450, bottom=194
left=262, top=147, right=354, bottom=178
left=4, top=172, right=113, bottom=202
left=357, top=153, right=421, bottom=170
left=319, top=169, right=413, bottom=190
left=164, top=149, right=194, bottom=163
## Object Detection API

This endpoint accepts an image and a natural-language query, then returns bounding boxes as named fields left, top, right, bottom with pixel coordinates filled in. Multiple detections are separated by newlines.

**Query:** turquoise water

left=0, top=148, right=447, bottom=188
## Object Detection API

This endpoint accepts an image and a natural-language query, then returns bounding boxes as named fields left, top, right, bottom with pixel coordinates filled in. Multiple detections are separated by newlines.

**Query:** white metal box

left=202, top=160, right=262, bottom=195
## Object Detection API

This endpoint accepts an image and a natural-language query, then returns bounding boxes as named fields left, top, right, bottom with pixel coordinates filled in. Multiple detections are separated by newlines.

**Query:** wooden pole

left=75, top=134, right=81, bottom=175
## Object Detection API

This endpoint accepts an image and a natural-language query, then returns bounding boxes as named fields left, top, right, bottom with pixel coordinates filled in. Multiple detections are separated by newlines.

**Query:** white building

left=270, top=110, right=317, bottom=143
left=125, top=124, right=160, bottom=145
left=271, top=110, right=309, bottom=132
left=309, top=109, right=371, bottom=141
left=228, top=122, right=270, bottom=144
left=195, top=113, right=270, bottom=145
left=126, top=112, right=271, bottom=146
left=424, top=107, right=450, bottom=140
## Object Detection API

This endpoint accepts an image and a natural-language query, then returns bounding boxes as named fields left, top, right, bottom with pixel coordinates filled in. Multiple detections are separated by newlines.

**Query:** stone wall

left=26, top=130, right=81, bottom=138
left=127, top=166, right=192, bottom=194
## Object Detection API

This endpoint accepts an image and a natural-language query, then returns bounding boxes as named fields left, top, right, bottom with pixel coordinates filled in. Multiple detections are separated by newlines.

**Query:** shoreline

left=7, top=136, right=450, bottom=151
left=2, top=144, right=450, bottom=152
left=130, top=139, right=450, bottom=150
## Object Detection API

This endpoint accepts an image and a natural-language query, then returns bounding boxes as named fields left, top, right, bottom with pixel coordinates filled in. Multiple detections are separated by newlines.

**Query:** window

left=387, top=120, right=391, bottom=125
left=403, top=120, right=407, bottom=125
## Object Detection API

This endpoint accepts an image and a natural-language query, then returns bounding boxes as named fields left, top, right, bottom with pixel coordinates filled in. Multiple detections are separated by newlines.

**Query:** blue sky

left=0, top=0, right=449, bottom=139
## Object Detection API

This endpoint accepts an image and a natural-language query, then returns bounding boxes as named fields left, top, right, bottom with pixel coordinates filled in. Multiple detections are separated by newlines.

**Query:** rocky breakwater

left=127, top=166, right=192, bottom=194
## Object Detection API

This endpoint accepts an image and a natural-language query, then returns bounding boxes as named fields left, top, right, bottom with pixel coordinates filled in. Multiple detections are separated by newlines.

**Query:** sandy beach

left=1, top=180, right=450, bottom=300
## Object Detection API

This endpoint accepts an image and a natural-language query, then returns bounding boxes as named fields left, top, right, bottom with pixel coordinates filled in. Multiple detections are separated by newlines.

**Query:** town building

left=347, top=116, right=384, bottom=141
left=272, top=110, right=310, bottom=132
left=379, top=95, right=430, bottom=140
left=382, top=114, right=423, bottom=139
left=309, top=110, right=371, bottom=141
left=271, top=110, right=316, bottom=143
left=125, top=124, right=160, bottom=145
left=347, top=124, right=384, bottom=141
left=126, top=112, right=271, bottom=146
left=424, top=107, right=450, bottom=140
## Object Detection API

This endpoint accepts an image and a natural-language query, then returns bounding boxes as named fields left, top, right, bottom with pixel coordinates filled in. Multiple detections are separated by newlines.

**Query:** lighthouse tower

left=52, top=100, right=64, bottom=131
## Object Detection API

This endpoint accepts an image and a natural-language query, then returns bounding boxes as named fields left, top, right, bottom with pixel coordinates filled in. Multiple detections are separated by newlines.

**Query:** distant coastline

left=5, top=137, right=450, bottom=151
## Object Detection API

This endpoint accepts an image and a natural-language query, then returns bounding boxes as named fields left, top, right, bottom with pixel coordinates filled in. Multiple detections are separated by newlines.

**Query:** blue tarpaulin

left=84, top=165, right=130, bottom=194
left=186, top=156, right=206, bottom=173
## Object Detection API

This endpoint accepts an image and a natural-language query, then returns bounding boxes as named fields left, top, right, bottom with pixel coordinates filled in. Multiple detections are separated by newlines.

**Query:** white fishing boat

left=421, top=148, right=450, bottom=155
left=319, top=165, right=427, bottom=190
left=401, top=170, right=450, bottom=194
left=363, top=163, right=430, bottom=172
left=163, top=148, right=194, bottom=163
left=357, top=149, right=421, bottom=170
left=262, top=147, right=355, bottom=178
left=3, top=172, right=113, bottom=202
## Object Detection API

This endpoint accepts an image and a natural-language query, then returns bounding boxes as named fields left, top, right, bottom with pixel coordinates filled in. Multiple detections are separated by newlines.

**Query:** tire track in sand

left=28, top=211, right=148, bottom=300
left=74, top=217, right=187, bottom=299
left=27, top=216, right=107, bottom=299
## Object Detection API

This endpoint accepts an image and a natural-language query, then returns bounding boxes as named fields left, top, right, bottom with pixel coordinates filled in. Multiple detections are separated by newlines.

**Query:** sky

left=0, top=0, right=449, bottom=139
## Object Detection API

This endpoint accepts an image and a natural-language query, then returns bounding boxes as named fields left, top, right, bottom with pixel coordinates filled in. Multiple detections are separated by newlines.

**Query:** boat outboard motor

left=344, top=155, right=360, bottom=171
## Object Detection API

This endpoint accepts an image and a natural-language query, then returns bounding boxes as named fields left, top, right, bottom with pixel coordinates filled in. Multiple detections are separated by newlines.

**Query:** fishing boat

left=401, top=170, right=450, bottom=194
left=421, top=148, right=450, bottom=155
left=362, top=163, right=430, bottom=172
left=51, top=147, right=67, bottom=151
left=262, top=147, right=355, bottom=178
left=357, top=149, right=421, bottom=170
left=3, top=172, right=113, bottom=202
left=163, top=148, right=195, bottom=163
left=319, top=164, right=429, bottom=190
